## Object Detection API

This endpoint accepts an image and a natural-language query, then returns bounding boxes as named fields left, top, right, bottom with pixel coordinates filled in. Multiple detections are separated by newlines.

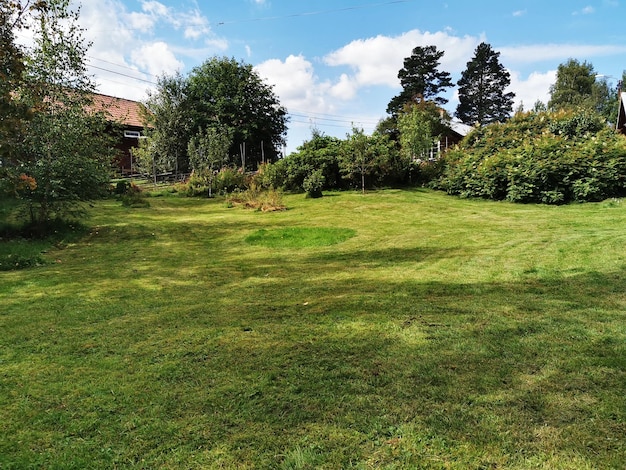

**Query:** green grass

left=1, top=189, right=625, bottom=468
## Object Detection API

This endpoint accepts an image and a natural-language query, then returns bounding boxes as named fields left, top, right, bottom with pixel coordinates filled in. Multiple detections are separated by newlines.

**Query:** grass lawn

left=1, top=189, right=625, bottom=469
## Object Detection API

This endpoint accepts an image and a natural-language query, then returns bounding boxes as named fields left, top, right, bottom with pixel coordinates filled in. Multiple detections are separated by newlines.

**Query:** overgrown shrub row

left=436, top=110, right=626, bottom=203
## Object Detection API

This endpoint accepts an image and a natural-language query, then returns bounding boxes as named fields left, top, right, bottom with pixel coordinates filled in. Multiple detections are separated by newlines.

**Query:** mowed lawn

left=1, top=189, right=625, bottom=469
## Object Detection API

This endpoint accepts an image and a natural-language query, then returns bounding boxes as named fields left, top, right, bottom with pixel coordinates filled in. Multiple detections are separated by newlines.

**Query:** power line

left=87, top=64, right=157, bottom=86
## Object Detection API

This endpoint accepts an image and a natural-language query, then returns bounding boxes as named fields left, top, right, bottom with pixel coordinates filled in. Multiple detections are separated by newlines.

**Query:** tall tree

left=186, top=57, right=288, bottom=170
left=11, top=0, right=114, bottom=227
left=548, top=59, right=596, bottom=111
left=386, top=45, right=453, bottom=116
left=455, top=42, right=515, bottom=125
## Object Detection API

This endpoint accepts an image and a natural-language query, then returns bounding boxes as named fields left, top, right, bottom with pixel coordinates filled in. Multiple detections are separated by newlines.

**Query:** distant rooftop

left=90, top=93, right=145, bottom=128
left=449, top=119, right=474, bottom=137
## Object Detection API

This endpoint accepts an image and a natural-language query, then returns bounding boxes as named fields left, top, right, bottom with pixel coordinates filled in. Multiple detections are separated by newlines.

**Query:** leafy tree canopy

left=548, top=59, right=597, bottom=111
left=2, top=0, right=114, bottom=229
left=185, top=57, right=288, bottom=169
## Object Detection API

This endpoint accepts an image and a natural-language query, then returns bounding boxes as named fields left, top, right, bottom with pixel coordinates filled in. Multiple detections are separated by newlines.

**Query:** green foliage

left=140, top=73, right=191, bottom=176
left=2, top=0, right=114, bottom=230
left=437, top=109, right=626, bottom=203
left=186, top=57, right=288, bottom=169
left=214, top=167, right=247, bottom=194
left=455, top=42, right=515, bottom=125
left=398, top=103, right=437, bottom=162
left=188, top=126, right=232, bottom=197
left=252, top=161, right=288, bottom=190
left=387, top=45, right=453, bottom=115
left=119, top=182, right=149, bottom=208
left=302, top=168, right=325, bottom=198
left=279, top=131, right=343, bottom=192
left=549, top=59, right=598, bottom=112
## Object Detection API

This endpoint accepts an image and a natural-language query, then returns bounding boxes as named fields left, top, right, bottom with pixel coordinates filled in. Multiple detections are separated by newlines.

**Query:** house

left=426, top=119, right=474, bottom=160
left=90, top=93, right=147, bottom=174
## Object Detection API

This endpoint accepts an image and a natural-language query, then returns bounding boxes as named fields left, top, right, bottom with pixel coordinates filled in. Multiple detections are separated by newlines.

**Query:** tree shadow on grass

left=150, top=263, right=626, bottom=467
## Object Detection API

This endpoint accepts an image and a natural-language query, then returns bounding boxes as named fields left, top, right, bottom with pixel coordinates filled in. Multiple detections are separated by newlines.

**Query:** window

left=124, top=130, right=141, bottom=139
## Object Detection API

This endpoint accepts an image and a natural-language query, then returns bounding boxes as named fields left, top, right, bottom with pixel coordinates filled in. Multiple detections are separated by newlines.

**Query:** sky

left=53, top=1, right=626, bottom=153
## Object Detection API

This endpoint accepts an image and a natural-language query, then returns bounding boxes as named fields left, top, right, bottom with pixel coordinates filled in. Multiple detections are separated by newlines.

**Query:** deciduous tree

left=188, top=126, right=232, bottom=197
left=548, top=59, right=596, bottom=111
left=186, top=57, right=288, bottom=170
left=9, top=0, right=114, bottom=228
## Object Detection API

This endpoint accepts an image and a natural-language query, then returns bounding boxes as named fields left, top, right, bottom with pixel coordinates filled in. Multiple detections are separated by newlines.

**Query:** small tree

left=13, top=0, right=114, bottom=229
left=398, top=102, right=444, bottom=162
left=0, top=0, right=30, bottom=174
left=339, top=127, right=376, bottom=194
left=455, top=42, right=515, bottom=126
left=187, top=126, right=232, bottom=197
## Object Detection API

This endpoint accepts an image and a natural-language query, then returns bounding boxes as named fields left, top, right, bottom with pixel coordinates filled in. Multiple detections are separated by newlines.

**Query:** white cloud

left=141, top=1, right=170, bottom=17
left=324, top=29, right=482, bottom=91
left=255, top=55, right=335, bottom=114
left=512, top=10, right=526, bottom=17
left=499, top=44, right=626, bottom=65
left=509, top=70, right=556, bottom=111
left=131, top=42, right=184, bottom=77
left=71, top=0, right=224, bottom=100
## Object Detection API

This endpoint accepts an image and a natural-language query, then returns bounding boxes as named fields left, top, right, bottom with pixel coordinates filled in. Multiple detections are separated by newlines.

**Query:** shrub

left=437, top=110, right=626, bottom=204
left=226, top=184, right=285, bottom=211
left=120, top=182, right=150, bottom=208
left=302, top=169, right=325, bottom=198
left=214, top=167, right=247, bottom=194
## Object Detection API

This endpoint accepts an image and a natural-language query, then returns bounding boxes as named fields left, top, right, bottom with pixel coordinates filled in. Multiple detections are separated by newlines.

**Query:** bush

left=226, top=184, right=285, bottom=211
left=437, top=110, right=626, bottom=204
left=214, top=167, right=247, bottom=194
left=120, top=182, right=150, bottom=208
left=302, top=169, right=325, bottom=198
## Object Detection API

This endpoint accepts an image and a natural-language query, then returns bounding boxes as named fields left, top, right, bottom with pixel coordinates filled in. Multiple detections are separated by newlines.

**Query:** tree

left=186, top=57, right=288, bottom=170
left=142, top=73, right=192, bottom=178
left=455, top=42, right=515, bottom=126
left=10, top=0, right=114, bottom=228
left=0, top=0, right=33, bottom=174
left=592, top=72, right=625, bottom=126
left=187, top=126, right=232, bottom=197
left=398, top=104, right=437, bottom=162
left=386, top=45, right=453, bottom=116
left=548, top=59, right=596, bottom=111
left=339, top=127, right=391, bottom=194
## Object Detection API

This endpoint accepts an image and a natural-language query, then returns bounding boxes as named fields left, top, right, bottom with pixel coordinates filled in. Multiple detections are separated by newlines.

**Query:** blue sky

left=74, top=0, right=626, bottom=153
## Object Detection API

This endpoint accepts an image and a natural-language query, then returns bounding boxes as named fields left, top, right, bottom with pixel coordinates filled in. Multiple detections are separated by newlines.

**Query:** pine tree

left=455, top=42, right=515, bottom=126
left=386, top=45, right=453, bottom=116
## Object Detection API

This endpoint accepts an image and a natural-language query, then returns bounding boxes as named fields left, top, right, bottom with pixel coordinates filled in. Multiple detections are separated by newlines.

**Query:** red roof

left=90, top=93, right=145, bottom=128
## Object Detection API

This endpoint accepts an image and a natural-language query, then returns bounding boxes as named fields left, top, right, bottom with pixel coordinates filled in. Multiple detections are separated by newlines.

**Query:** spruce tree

left=455, top=42, right=515, bottom=126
